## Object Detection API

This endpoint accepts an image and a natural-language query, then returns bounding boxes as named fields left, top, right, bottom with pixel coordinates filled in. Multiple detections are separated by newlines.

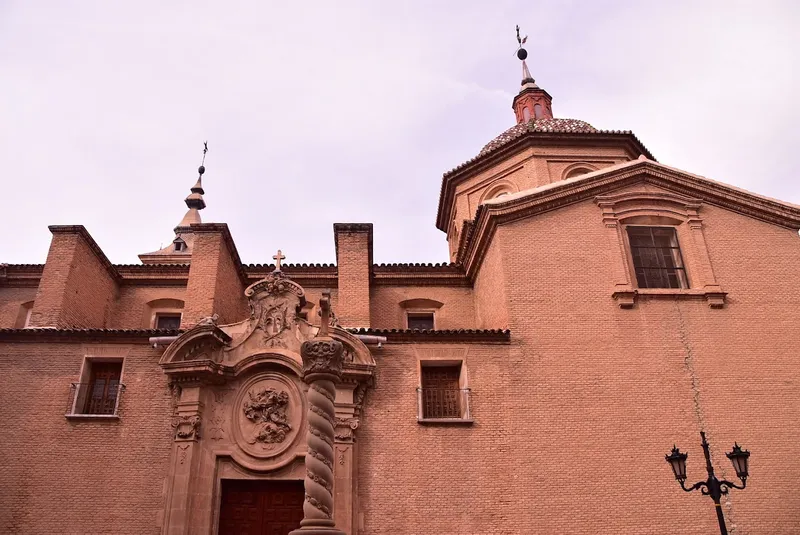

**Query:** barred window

left=627, top=226, right=688, bottom=289
left=420, top=365, right=461, bottom=419
left=83, top=361, right=123, bottom=415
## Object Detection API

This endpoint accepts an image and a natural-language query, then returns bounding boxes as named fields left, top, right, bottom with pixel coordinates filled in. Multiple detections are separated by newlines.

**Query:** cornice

left=346, top=327, right=511, bottom=343
left=460, top=160, right=800, bottom=280
left=372, top=263, right=470, bottom=287
left=0, top=264, right=44, bottom=288
left=435, top=131, right=655, bottom=232
left=0, top=327, right=182, bottom=343
left=244, top=264, right=338, bottom=288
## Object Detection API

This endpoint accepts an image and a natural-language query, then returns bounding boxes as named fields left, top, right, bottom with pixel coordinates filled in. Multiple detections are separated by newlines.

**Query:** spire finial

left=198, top=141, right=208, bottom=177
left=515, top=25, right=535, bottom=86
left=183, top=141, right=207, bottom=214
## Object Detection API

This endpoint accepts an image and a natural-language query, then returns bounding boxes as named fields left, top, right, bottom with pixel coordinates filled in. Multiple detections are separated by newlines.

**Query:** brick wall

left=110, top=286, right=187, bottom=329
left=181, top=226, right=247, bottom=327
left=28, top=227, right=118, bottom=328
left=0, top=341, right=173, bottom=534
left=370, top=286, right=475, bottom=329
left=356, top=195, right=800, bottom=534
left=334, top=225, right=371, bottom=327
left=0, top=287, right=37, bottom=328
left=472, top=236, right=509, bottom=329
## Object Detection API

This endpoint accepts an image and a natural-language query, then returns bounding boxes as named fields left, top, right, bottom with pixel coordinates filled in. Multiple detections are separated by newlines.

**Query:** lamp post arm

left=679, top=479, right=708, bottom=494
left=719, top=479, right=746, bottom=492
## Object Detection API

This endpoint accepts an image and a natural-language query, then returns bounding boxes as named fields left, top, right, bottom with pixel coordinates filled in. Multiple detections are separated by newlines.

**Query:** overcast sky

left=2, top=1, right=798, bottom=265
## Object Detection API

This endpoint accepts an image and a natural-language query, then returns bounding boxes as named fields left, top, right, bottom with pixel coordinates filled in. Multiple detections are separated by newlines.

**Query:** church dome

left=479, top=117, right=597, bottom=157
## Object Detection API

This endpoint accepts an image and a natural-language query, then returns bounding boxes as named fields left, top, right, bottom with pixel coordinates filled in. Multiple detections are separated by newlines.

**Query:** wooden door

left=218, top=479, right=304, bottom=535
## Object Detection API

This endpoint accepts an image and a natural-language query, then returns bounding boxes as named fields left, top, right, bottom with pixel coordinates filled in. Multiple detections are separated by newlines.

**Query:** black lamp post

left=665, top=431, right=750, bottom=535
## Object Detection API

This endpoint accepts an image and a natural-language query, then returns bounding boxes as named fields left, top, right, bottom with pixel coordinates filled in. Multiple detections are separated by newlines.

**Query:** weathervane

left=198, top=141, right=208, bottom=176
left=515, top=25, right=528, bottom=60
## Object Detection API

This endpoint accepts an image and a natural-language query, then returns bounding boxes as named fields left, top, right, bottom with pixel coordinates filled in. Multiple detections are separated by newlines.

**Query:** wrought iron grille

left=66, top=382, right=125, bottom=416
left=417, top=387, right=471, bottom=420
left=627, top=226, right=688, bottom=289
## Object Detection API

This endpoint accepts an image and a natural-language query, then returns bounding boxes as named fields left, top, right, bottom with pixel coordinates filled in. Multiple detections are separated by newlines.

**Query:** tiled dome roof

left=479, top=118, right=597, bottom=156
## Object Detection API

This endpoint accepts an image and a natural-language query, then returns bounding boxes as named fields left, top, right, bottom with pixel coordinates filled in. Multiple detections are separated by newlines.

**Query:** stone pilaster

left=164, top=384, right=204, bottom=535
left=291, top=338, right=346, bottom=535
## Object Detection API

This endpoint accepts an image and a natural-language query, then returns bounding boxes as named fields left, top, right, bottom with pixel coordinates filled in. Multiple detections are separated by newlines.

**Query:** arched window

left=564, top=167, right=592, bottom=180
left=534, top=104, right=544, bottom=119
left=522, top=107, right=531, bottom=121
left=145, top=298, right=185, bottom=329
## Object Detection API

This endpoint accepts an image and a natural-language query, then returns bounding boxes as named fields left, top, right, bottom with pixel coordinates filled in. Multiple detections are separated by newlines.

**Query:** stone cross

left=273, top=249, right=286, bottom=271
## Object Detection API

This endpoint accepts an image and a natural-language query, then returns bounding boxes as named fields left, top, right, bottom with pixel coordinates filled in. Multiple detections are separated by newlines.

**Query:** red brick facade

left=2, top=70, right=800, bottom=535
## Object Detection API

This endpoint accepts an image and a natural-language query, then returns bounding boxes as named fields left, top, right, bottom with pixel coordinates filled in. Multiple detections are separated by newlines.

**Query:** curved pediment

left=159, top=269, right=375, bottom=384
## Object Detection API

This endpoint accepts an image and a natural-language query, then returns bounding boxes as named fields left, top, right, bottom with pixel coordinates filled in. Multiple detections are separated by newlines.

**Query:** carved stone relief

left=173, top=415, right=201, bottom=440
left=243, top=387, right=292, bottom=445
left=231, top=373, right=303, bottom=462
left=334, top=418, right=359, bottom=441
left=207, top=389, right=231, bottom=441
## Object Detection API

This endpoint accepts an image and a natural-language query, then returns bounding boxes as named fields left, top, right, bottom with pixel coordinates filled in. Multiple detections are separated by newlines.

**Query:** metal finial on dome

left=515, top=25, right=528, bottom=60
left=515, top=25, right=535, bottom=86
left=198, top=141, right=208, bottom=176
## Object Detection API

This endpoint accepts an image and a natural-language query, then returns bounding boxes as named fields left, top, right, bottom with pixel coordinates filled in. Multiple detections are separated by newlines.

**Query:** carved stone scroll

left=173, top=415, right=201, bottom=440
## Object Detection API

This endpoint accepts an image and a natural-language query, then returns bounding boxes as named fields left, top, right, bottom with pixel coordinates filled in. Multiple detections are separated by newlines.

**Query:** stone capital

left=300, top=338, right=344, bottom=381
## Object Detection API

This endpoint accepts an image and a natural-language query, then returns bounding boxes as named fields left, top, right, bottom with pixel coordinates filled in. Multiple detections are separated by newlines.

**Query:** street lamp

left=665, top=431, right=750, bottom=535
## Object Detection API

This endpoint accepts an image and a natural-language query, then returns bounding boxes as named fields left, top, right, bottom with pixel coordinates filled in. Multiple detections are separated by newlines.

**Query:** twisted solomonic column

left=290, top=336, right=346, bottom=535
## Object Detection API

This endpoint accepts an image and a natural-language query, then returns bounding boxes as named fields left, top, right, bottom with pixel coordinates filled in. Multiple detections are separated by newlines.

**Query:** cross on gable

left=272, top=249, right=286, bottom=271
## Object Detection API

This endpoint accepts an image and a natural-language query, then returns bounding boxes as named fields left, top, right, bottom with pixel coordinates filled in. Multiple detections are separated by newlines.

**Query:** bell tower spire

left=512, top=26, right=553, bottom=124
left=177, top=142, right=208, bottom=227
left=138, top=142, right=210, bottom=264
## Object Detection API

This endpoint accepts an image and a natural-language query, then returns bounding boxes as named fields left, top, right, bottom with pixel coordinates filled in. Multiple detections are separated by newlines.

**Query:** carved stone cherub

left=197, top=313, right=219, bottom=326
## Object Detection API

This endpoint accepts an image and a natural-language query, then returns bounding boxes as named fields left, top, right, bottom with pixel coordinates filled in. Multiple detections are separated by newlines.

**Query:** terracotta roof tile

left=478, top=118, right=599, bottom=156
left=347, top=327, right=510, bottom=342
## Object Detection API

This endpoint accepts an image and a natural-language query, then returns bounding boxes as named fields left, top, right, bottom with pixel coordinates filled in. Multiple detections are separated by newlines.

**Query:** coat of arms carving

left=243, top=387, right=292, bottom=445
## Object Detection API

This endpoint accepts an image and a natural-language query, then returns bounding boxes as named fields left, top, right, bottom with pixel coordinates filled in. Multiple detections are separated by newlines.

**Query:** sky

left=1, top=1, right=799, bottom=265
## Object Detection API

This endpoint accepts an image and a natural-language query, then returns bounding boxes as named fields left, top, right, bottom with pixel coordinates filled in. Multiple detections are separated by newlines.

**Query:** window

left=627, top=226, right=688, bottom=289
left=420, top=364, right=462, bottom=419
left=68, top=360, right=124, bottom=417
left=155, top=313, right=182, bottom=330
left=407, top=312, right=434, bottom=330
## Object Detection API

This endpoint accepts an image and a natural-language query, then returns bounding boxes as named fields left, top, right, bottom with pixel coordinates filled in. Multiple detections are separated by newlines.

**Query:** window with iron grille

left=82, top=361, right=123, bottom=415
left=627, top=226, right=688, bottom=289
left=420, top=364, right=461, bottom=419
left=155, top=313, right=182, bottom=330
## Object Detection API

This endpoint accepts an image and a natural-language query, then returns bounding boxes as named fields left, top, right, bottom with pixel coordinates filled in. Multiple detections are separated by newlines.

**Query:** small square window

left=407, top=312, right=434, bottom=330
left=627, top=226, right=688, bottom=289
left=155, top=313, right=182, bottom=330
left=70, top=360, right=124, bottom=416
left=417, top=363, right=472, bottom=423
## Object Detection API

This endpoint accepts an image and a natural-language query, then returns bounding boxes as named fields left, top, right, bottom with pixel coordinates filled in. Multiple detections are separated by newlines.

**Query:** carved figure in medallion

left=243, top=387, right=291, bottom=445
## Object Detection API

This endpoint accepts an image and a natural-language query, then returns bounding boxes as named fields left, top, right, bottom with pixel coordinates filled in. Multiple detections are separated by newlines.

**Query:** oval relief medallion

left=232, top=371, right=303, bottom=460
